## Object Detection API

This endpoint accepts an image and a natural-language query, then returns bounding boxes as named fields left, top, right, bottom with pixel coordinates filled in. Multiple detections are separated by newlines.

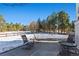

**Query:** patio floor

left=0, top=42, right=60, bottom=56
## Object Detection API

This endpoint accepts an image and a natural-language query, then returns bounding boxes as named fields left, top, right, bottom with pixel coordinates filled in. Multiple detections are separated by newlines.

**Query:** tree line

left=0, top=15, right=28, bottom=32
left=0, top=11, right=74, bottom=33
left=29, top=11, right=74, bottom=34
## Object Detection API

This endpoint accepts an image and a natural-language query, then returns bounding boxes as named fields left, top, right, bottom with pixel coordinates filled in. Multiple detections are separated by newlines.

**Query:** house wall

left=75, top=3, right=79, bottom=49
left=75, top=20, right=79, bottom=49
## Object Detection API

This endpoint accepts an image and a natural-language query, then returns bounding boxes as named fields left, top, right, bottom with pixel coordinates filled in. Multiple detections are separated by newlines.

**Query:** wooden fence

left=0, top=31, right=30, bottom=37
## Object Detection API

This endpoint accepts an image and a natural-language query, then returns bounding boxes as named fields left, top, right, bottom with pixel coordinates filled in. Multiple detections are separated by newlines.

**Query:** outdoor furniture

left=59, top=42, right=79, bottom=56
left=21, top=35, right=28, bottom=43
left=21, top=35, right=34, bottom=50
left=60, top=42, right=77, bottom=51
left=23, top=42, right=34, bottom=50
left=67, top=33, right=75, bottom=43
left=58, top=33, right=79, bottom=56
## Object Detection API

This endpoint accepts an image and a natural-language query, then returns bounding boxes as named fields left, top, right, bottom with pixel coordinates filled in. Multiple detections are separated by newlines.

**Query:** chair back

left=67, top=33, right=75, bottom=43
left=21, top=35, right=28, bottom=43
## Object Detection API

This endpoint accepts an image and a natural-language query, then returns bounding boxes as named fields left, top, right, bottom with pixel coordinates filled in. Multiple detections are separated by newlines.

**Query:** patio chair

left=67, top=33, right=75, bottom=43
left=59, top=33, right=79, bottom=56
left=21, top=35, right=34, bottom=50
left=21, top=35, right=28, bottom=43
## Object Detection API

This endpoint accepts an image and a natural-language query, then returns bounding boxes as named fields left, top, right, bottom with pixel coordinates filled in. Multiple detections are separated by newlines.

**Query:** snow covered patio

left=0, top=42, right=60, bottom=56
left=0, top=31, right=68, bottom=55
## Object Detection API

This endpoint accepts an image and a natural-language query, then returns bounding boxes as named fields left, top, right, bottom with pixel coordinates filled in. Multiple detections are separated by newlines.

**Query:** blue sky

left=0, top=3, right=76, bottom=25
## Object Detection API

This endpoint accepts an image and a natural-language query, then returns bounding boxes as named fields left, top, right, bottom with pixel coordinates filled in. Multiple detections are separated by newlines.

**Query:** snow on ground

left=26, top=33, right=68, bottom=40
left=0, top=32, right=68, bottom=53
left=0, top=36, right=24, bottom=53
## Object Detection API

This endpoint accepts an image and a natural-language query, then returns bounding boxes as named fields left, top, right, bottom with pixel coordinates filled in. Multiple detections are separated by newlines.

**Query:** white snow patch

left=26, top=33, right=68, bottom=40
left=0, top=35, right=24, bottom=53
